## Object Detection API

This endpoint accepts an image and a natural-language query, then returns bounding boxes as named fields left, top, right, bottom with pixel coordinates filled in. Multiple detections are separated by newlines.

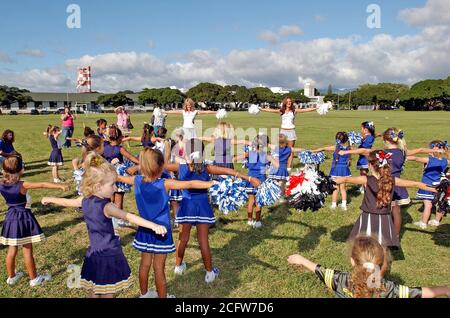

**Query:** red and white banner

left=76, top=66, right=91, bottom=92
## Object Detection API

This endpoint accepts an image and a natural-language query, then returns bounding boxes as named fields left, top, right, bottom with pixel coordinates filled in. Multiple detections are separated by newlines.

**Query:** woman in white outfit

left=260, top=96, right=316, bottom=168
left=166, top=98, right=215, bottom=140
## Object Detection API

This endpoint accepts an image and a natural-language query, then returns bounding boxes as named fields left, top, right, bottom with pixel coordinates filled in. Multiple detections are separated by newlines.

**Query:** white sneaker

left=174, top=262, right=187, bottom=275
left=253, top=221, right=263, bottom=229
left=139, top=289, right=158, bottom=298
left=6, top=272, right=24, bottom=286
left=340, top=204, right=347, bottom=211
left=359, top=186, right=365, bottom=194
left=30, top=274, right=51, bottom=287
left=205, top=267, right=220, bottom=283
left=428, top=220, right=440, bottom=227
left=414, top=221, right=427, bottom=230
left=247, top=220, right=255, bottom=227
left=53, top=178, right=63, bottom=184
left=330, top=204, right=337, bottom=210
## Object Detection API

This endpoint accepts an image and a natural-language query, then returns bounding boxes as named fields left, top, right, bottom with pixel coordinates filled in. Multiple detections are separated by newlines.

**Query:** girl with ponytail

left=288, top=235, right=450, bottom=298
left=334, top=150, right=436, bottom=248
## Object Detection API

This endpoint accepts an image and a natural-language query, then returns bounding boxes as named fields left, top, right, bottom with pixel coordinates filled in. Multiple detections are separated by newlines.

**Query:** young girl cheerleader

left=66, top=126, right=95, bottom=147
left=117, top=148, right=214, bottom=298
left=96, top=119, right=108, bottom=139
left=122, top=123, right=162, bottom=149
left=164, top=138, right=260, bottom=283
left=408, top=140, right=449, bottom=229
left=1, top=156, right=68, bottom=287
left=288, top=235, right=450, bottom=298
left=41, top=153, right=167, bottom=298
left=166, top=98, right=216, bottom=140
left=268, top=134, right=292, bottom=202
left=235, top=134, right=279, bottom=228
left=312, top=132, right=351, bottom=211
left=340, top=128, right=440, bottom=237
left=334, top=150, right=436, bottom=249
left=199, top=122, right=237, bottom=169
left=357, top=121, right=376, bottom=193
left=168, top=128, right=186, bottom=220
left=0, top=130, right=21, bottom=167
left=45, top=125, right=64, bottom=183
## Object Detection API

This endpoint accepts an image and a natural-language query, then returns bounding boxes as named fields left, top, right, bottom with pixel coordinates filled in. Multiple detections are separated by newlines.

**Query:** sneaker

left=414, top=221, right=427, bottom=230
left=29, top=274, right=51, bottom=287
left=359, top=186, right=365, bottom=194
left=6, top=272, right=24, bottom=286
left=53, top=178, right=63, bottom=184
left=247, top=220, right=255, bottom=227
left=253, top=221, right=263, bottom=229
left=205, top=267, right=220, bottom=283
left=330, top=204, right=337, bottom=210
left=174, top=262, right=187, bottom=275
left=167, top=294, right=176, bottom=298
left=428, top=219, right=440, bottom=227
left=139, top=289, right=158, bottom=298
left=340, top=204, right=348, bottom=211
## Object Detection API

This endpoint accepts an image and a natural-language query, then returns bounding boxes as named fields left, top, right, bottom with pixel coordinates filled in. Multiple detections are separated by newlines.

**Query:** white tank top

left=182, top=110, right=198, bottom=129
left=281, top=111, right=295, bottom=129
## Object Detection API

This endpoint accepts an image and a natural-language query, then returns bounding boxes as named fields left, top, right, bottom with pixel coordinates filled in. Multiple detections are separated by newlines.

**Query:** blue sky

left=0, top=0, right=448, bottom=92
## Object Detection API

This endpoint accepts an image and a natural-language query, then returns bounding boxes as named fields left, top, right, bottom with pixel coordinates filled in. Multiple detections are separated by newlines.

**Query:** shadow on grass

left=431, top=224, right=450, bottom=247
left=31, top=194, right=79, bottom=216
left=24, top=159, right=48, bottom=165
left=384, top=272, right=406, bottom=285
left=23, top=169, right=53, bottom=178
left=41, top=215, right=84, bottom=238
left=331, top=224, right=354, bottom=243
left=25, top=163, right=52, bottom=171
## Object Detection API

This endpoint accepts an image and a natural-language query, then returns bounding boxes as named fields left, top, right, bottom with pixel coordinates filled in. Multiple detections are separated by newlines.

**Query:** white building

left=270, top=87, right=290, bottom=94
left=303, top=81, right=324, bottom=104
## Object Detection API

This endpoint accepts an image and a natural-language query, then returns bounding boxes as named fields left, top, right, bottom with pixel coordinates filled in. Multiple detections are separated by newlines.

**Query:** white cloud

left=0, top=52, right=15, bottom=63
left=16, top=49, right=45, bottom=58
left=258, top=31, right=279, bottom=44
left=259, top=25, right=303, bottom=44
left=399, top=0, right=450, bottom=26
left=279, top=25, right=303, bottom=36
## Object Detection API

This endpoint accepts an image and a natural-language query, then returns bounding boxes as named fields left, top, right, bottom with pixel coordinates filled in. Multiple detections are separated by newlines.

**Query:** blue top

left=247, top=150, right=270, bottom=180
left=386, top=148, right=406, bottom=177
left=332, top=145, right=350, bottom=167
left=0, top=140, right=15, bottom=154
left=103, top=141, right=124, bottom=163
left=0, top=181, right=27, bottom=207
left=359, top=134, right=375, bottom=149
left=272, top=146, right=291, bottom=168
left=214, top=138, right=232, bottom=164
left=134, top=176, right=170, bottom=229
left=49, top=135, right=59, bottom=150
left=81, top=196, right=121, bottom=254
left=421, top=156, right=448, bottom=185
left=178, top=163, right=210, bottom=198
left=142, top=138, right=155, bottom=148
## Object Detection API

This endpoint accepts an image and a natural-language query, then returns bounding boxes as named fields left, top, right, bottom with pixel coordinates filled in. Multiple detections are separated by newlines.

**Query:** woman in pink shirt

left=60, top=106, right=76, bottom=148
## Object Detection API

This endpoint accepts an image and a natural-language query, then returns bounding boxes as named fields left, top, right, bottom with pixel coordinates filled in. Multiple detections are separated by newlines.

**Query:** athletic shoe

left=253, top=221, right=263, bottom=229
left=359, top=186, right=365, bottom=194
left=330, top=204, right=337, bottom=210
left=139, top=289, right=158, bottom=298
left=30, top=274, right=51, bottom=287
left=414, top=221, right=427, bottom=229
left=205, top=267, right=220, bottom=283
left=428, top=219, right=440, bottom=227
left=340, top=204, right=348, bottom=211
left=174, top=262, right=187, bottom=275
left=247, top=220, right=255, bottom=227
left=6, top=272, right=24, bottom=286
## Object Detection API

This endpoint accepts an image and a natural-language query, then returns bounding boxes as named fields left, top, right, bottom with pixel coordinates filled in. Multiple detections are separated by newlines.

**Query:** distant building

left=303, top=81, right=324, bottom=105
left=270, top=87, right=290, bottom=94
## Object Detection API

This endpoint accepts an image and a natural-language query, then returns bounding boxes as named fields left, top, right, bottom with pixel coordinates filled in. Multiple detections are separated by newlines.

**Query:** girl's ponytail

left=368, top=150, right=394, bottom=209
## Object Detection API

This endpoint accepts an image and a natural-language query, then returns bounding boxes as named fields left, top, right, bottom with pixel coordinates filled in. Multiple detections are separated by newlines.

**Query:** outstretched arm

left=260, top=107, right=279, bottom=113
left=394, top=178, right=436, bottom=192
left=116, top=176, right=136, bottom=185
left=406, top=156, right=429, bottom=164
left=122, top=136, right=142, bottom=142
left=164, top=162, right=180, bottom=173
left=120, top=148, right=140, bottom=164
left=41, top=196, right=83, bottom=208
left=103, top=203, right=167, bottom=236
left=23, top=182, right=69, bottom=192
left=197, top=110, right=216, bottom=115
left=287, top=254, right=318, bottom=273
left=334, top=176, right=367, bottom=186
left=164, top=179, right=214, bottom=191
left=207, top=165, right=261, bottom=187
left=339, top=148, right=371, bottom=156
left=407, top=148, right=444, bottom=156
left=295, top=106, right=317, bottom=113
left=267, top=155, right=279, bottom=169
left=165, top=110, right=183, bottom=115
left=198, top=136, right=214, bottom=143
left=312, top=145, right=335, bottom=153
left=421, top=286, right=450, bottom=298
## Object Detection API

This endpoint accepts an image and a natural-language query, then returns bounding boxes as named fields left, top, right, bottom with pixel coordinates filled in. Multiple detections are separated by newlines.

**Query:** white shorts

left=280, top=129, right=297, bottom=141
left=183, top=127, right=197, bottom=140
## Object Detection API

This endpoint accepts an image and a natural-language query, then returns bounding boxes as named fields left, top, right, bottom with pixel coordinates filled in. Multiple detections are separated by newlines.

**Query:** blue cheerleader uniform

left=0, top=181, right=45, bottom=246
left=387, top=148, right=410, bottom=206
left=356, top=134, right=375, bottom=170
left=102, top=142, right=131, bottom=193
left=48, top=135, right=63, bottom=166
left=79, top=196, right=132, bottom=294
left=245, top=150, right=269, bottom=194
left=175, top=163, right=215, bottom=225
left=142, top=138, right=155, bottom=149
left=213, top=138, right=234, bottom=169
left=269, top=146, right=291, bottom=180
left=416, top=156, right=448, bottom=200
left=132, top=176, right=175, bottom=253
left=160, top=168, right=183, bottom=202
left=330, top=146, right=351, bottom=178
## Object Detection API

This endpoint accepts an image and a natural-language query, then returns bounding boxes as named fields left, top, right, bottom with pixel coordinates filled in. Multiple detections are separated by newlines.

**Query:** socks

left=341, top=200, right=347, bottom=207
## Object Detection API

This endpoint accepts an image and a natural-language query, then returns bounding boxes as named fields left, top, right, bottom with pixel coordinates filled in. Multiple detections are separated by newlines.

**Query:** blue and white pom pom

left=298, top=150, right=326, bottom=165
left=256, top=178, right=282, bottom=207
left=242, top=145, right=250, bottom=168
left=114, top=159, right=135, bottom=193
left=216, top=109, right=227, bottom=120
left=248, top=104, right=261, bottom=115
left=348, top=131, right=362, bottom=146
left=209, top=176, right=248, bottom=214
left=73, top=168, right=84, bottom=196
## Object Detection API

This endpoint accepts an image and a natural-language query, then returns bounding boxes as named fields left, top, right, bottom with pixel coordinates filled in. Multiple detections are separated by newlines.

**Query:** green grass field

left=0, top=110, right=449, bottom=298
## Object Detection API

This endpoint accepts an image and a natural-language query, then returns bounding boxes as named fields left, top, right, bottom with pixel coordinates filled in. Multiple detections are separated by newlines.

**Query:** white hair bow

left=363, top=262, right=376, bottom=271
left=189, top=151, right=201, bottom=160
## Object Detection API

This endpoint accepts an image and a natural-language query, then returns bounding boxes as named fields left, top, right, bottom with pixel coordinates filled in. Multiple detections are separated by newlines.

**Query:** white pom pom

left=256, top=179, right=282, bottom=207
left=316, top=102, right=332, bottom=115
left=153, top=107, right=162, bottom=117
left=216, top=109, right=227, bottom=120
left=209, top=177, right=248, bottom=214
left=248, top=104, right=261, bottom=115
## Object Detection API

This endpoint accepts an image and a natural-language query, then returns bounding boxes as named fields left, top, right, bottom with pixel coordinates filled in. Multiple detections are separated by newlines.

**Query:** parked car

left=30, top=109, right=39, bottom=115
left=9, top=111, right=18, bottom=115
left=40, top=110, right=50, bottom=115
